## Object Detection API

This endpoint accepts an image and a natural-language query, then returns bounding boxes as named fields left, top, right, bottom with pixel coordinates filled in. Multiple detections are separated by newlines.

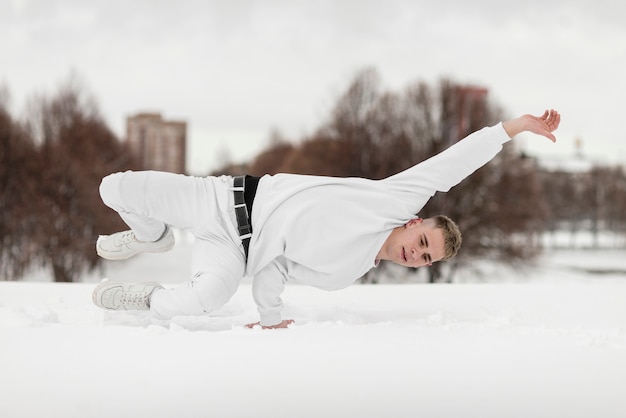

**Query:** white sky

left=2, top=0, right=625, bottom=174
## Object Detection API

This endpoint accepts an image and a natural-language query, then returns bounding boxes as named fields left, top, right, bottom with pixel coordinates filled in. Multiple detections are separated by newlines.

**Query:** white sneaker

left=96, top=226, right=175, bottom=260
left=92, top=281, right=163, bottom=311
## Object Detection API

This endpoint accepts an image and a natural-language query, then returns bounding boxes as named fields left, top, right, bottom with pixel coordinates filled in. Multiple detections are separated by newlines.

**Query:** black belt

left=233, top=175, right=259, bottom=259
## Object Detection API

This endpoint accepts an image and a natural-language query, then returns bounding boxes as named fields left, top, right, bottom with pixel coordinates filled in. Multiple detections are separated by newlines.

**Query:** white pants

left=99, top=171, right=246, bottom=319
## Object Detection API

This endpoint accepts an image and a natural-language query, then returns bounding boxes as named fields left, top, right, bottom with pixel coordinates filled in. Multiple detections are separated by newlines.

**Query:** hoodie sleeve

left=252, top=257, right=289, bottom=326
left=383, top=123, right=512, bottom=208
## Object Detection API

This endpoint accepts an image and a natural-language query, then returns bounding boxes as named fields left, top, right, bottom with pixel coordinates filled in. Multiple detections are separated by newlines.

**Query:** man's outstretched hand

left=503, top=109, right=561, bottom=142
left=245, top=319, right=295, bottom=329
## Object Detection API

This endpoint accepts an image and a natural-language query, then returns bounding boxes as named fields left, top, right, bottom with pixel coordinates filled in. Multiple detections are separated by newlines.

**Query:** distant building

left=126, top=113, right=187, bottom=174
left=535, top=154, right=594, bottom=173
left=533, top=137, right=612, bottom=173
left=455, top=85, right=489, bottom=140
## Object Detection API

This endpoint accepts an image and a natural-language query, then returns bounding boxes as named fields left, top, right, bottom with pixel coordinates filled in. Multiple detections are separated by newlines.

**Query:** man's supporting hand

left=245, top=319, right=295, bottom=329
left=503, top=109, right=560, bottom=142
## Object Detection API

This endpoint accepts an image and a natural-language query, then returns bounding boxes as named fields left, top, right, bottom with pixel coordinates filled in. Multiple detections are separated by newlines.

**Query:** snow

left=2, top=235, right=626, bottom=418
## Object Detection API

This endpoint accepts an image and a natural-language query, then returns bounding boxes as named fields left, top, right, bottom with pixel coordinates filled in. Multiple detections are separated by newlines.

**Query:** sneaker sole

left=96, top=238, right=175, bottom=261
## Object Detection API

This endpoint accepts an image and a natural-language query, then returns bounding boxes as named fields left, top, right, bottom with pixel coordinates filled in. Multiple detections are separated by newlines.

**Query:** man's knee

left=149, top=276, right=239, bottom=319
left=99, top=171, right=126, bottom=209
left=99, top=172, right=120, bottom=205
left=195, top=274, right=240, bottom=312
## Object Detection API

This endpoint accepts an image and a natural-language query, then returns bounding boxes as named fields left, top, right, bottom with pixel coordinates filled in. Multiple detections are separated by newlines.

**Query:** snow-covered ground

left=2, top=233, right=625, bottom=418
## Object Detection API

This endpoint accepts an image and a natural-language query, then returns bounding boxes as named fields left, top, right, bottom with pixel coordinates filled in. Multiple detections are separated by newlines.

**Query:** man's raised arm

left=382, top=109, right=560, bottom=212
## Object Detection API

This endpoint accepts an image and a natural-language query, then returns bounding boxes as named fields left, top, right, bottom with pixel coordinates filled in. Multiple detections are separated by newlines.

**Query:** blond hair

left=431, top=215, right=462, bottom=260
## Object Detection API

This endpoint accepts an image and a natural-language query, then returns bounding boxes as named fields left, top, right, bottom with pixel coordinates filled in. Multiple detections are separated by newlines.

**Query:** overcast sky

left=2, top=0, right=625, bottom=174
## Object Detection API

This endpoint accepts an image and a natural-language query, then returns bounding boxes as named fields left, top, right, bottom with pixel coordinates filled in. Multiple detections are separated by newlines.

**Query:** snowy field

left=1, top=232, right=626, bottom=418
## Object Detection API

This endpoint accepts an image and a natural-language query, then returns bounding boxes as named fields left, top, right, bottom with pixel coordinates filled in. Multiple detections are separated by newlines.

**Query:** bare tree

left=319, top=67, right=382, bottom=177
left=279, top=136, right=351, bottom=177
left=0, top=90, right=42, bottom=280
left=540, top=169, right=591, bottom=247
left=248, top=136, right=295, bottom=176
left=23, top=77, right=138, bottom=282
left=606, top=166, right=626, bottom=238
left=586, top=166, right=626, bottom=247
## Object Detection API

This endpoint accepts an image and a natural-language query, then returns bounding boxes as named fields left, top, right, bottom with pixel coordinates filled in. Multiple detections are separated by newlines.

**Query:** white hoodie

left=247, top=123, right=512, bottom=325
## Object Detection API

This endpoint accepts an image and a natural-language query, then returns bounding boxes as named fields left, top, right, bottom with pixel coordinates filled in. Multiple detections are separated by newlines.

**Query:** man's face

left=389, top=218, right=446, bottom=267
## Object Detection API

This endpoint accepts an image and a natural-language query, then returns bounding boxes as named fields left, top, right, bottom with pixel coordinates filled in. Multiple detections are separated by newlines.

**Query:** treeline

left=541, top=166, right=626, bottom=247
left=2, top=69, right=625, bottom=282
left=0, top=77, right=141, bottom=282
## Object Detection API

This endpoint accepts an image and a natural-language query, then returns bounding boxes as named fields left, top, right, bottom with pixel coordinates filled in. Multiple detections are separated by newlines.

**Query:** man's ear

left=405, top=218, right=423, bottom=227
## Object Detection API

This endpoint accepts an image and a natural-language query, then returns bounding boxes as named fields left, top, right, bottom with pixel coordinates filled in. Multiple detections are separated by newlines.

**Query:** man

left=92, top=109, right=560, bottom=329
